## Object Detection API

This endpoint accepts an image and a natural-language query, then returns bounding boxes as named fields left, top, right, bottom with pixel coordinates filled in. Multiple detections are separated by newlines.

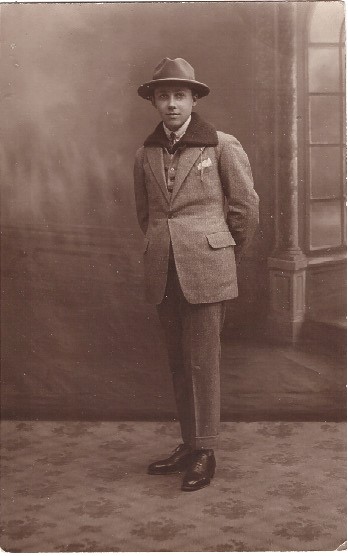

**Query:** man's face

left=152, top=85, right=197, bottom=131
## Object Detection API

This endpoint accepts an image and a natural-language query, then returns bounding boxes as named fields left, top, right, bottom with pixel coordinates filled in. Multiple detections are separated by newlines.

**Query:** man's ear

left=150, top=96, right=156, bottom=108
left=192, top=93, right=198, bottom=106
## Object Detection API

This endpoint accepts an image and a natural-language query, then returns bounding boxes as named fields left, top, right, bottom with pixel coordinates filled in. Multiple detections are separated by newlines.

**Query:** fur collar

left=143, top=112, right=218, bottom=148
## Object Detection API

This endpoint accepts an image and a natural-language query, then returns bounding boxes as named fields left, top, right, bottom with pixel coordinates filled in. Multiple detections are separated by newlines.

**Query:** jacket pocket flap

left=206, top=231, right=236, bottom=249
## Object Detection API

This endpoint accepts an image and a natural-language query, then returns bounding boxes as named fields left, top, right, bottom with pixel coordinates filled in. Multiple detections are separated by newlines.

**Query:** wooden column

left=267, top=2, right=307, bottom=343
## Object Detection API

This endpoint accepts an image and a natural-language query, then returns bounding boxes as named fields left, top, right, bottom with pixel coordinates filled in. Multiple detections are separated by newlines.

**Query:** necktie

left=168, top=131, right=176, bottom=153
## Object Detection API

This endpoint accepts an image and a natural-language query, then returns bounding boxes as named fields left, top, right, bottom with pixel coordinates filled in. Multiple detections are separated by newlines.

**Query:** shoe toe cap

left=182, top=476, right=211, bottom=490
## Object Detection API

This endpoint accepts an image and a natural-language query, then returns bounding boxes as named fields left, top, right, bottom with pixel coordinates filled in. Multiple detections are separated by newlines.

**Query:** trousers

left=156, top=247, right=226, bottom=449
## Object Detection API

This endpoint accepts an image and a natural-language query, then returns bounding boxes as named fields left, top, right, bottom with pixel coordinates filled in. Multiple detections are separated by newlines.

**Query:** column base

left=267, top=253, right=307, bottom=344
left=267, top=314, right=305, bottom=344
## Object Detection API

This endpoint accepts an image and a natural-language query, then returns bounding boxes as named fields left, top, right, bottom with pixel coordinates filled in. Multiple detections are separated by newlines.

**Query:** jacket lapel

left=171, top=147, right=203, bottom=202
left=146, top=147, right=170, bottom=204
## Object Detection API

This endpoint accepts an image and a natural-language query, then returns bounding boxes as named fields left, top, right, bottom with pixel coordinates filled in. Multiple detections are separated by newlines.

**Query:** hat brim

left=137, top=78, right=210, bottom=100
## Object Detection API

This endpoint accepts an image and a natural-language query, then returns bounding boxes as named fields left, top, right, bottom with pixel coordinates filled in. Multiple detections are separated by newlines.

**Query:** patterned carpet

left=1, top=420, right=346, bottom=552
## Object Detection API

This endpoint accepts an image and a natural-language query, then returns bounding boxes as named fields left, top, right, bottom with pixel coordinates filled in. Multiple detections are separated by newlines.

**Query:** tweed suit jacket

left=134, top=112, right=259, bottom=305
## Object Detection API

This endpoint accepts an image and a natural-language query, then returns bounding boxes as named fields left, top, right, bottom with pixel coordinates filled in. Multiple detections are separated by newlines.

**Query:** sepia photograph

left=0, top=0, right=346, bottom=552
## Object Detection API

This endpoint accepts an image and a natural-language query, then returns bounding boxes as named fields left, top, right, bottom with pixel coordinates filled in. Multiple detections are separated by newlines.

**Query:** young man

left=134, top=58, right=259, bottom=491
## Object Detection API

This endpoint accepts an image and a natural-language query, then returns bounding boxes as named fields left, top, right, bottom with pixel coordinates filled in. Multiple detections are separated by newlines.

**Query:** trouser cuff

left=190, top=435, right=219, bottom=450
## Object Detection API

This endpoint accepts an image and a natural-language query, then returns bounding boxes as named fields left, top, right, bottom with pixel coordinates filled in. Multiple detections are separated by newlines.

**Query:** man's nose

left=168, top=95, right=177, bottom=108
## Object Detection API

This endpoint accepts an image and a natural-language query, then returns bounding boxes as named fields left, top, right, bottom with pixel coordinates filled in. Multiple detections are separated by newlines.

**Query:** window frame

left=303, top=3, right=346, bottom=254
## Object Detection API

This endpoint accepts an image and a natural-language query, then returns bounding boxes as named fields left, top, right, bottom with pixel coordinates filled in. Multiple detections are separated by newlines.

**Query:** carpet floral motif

left=0, top=421, right=346, bottom=552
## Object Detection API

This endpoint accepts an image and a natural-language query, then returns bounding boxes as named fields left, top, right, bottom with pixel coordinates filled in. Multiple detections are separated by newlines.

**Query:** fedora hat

left=137, top=57, right=210, bottom=100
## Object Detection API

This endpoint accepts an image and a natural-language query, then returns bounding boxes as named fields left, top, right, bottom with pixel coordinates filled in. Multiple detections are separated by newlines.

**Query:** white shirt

left=163, top=115, right=191, bottom=144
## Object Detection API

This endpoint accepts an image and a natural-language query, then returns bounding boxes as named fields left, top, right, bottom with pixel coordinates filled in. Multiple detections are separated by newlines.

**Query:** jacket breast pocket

left=206, top=231, right=236, bottom=249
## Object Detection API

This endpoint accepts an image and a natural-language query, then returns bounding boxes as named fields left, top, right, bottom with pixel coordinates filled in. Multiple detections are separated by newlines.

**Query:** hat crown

left=153, top=58, right=195, bottom=82
left=137, top=57, right=210, bottom=99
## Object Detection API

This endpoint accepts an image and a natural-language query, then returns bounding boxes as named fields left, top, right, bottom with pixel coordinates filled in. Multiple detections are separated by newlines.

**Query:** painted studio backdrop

left=1, top=2, right=346, bottom=419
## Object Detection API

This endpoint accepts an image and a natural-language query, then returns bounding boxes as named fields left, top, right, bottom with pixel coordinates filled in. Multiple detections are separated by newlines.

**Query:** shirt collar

left=143, top=112, right=219, bottom=148
left=163, top=115, right=192, bottom=142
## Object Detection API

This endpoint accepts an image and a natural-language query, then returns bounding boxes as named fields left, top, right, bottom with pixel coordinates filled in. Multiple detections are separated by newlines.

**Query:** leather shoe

left=147, top=444, right=193, bottom=475
left=181, top=449, right=216, bottom=491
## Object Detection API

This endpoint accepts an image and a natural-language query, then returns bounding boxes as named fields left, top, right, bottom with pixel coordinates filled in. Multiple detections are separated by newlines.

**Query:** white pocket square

left=197, top=158, right=212, bottom=171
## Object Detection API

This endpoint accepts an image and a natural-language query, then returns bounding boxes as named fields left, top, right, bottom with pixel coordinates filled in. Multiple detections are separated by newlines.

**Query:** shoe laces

left=192, top=461, right=203, bottom=472
left=191, top=455, right=205, bottom=472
